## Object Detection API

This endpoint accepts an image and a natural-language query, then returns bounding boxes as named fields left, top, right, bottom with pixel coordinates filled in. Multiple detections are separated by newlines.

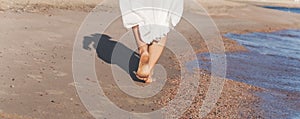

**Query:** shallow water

left=263, top=6, right=300, bottom=14
left=187, top=6, right=300, bottom=118
left=225, top=30, right=300, bottom=119
left=186, top=29, right=300, bottom=118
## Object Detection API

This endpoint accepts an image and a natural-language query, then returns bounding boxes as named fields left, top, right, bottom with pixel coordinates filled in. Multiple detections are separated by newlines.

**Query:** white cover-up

left=119, top=0, right=184, bottom=44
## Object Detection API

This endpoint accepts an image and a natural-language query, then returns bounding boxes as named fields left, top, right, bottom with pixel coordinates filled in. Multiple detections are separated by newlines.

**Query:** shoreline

left=1, top=0, right=300, bottom=118
left=228, top=0, right=300, bottom=8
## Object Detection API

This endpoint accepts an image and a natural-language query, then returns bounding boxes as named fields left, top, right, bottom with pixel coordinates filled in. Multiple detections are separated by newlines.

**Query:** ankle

left=139, top=49, right=148, bottom=55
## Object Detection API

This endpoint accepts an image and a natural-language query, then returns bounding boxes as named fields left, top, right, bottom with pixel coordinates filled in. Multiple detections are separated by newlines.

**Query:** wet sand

left=1, top=0, right=300, bottom=118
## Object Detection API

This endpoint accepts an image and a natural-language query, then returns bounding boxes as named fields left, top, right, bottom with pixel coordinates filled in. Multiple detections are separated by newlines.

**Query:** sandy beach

left=0, top=0, right=300, bottom=118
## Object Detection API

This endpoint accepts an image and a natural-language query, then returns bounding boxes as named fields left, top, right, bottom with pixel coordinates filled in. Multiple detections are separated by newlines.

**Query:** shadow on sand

left=82, top=33, right=144, bottom=82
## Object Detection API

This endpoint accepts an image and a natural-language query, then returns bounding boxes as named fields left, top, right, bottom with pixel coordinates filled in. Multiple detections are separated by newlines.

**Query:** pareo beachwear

left=119, top=0, right=184, bottom=44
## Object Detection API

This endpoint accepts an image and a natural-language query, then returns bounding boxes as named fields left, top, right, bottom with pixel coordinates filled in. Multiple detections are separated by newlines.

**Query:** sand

left=0, top=0, right=300, bottom=118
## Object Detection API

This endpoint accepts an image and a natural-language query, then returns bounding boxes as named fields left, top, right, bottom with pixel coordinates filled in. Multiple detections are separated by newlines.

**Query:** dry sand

left=0, top=0, right=300, bottom=118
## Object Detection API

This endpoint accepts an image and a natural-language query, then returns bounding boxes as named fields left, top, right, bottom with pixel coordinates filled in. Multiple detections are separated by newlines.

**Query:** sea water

left=186, top=29, right=300, bottom=118
left=224, top=30, right=300, bottom=118
left=263, top=6, right=300, bottom=14
left=186, top=6, right=300, bottom=118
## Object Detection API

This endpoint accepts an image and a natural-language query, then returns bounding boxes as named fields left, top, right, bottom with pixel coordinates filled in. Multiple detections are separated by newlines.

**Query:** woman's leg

left=148, top=36, right=167, bottom=70
left=132, top=25, right=150, bottom=79
left=146, top=36, right=167, bottom=83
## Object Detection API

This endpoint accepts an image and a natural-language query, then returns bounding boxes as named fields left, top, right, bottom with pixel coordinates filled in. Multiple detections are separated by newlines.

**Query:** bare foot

left=144, top=77, right=152, bottom=83
left=136, top=52, right=150, bottom=78
left=135, top=73, right=152, bottom=83
left=143, top=70, right=154, bottom=83
left=145, top=70, right=154, bottom=83
left=135, top=68, right=153, bottom=83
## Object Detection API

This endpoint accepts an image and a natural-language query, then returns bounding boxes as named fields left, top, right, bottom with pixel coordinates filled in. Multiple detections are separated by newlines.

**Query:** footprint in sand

left=27, top=74, right=43, bottom=82
left=33, top=58, right=46, bottom=63
left=68, top=82, right=76, bottom=87
left=13, top=60, right=32, bottom=66
left=0, top=91, right=18, bottom=96
left=52, top=70, right=68, bottom=77
left=45, top=90, right=64, bottom=95
left=35, top=90, right=64, bottom=95
left=47, top=32, right=63, bottom=41
left=0, top=112, right=32, bottom=118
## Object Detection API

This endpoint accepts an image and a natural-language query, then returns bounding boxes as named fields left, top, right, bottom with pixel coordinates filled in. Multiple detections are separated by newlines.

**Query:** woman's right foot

left=136, top=51, right=150, bottom=78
